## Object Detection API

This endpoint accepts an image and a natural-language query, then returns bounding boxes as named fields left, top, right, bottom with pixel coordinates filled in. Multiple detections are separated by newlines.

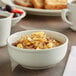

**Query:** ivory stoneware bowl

left=7, top=30, right=68, bottom=70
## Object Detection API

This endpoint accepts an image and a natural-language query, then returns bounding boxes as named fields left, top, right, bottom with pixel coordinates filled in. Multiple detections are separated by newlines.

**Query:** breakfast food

left=12, top=32, right=62, bottom=49
left=13, top=0, right=67, bottom=9
left=13, top=0, right=32, bottom=7
left=30, top=0, right=44, bottom=9
left=0, top=5, right=24, bottom=18
left=45, top=0, right=67, bottom=9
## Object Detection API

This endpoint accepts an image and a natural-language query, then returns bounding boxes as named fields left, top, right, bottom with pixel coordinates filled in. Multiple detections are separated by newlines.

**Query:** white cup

left=61, top=0, right=76, bottom=31
left=0, top=11, right=12, bottom=47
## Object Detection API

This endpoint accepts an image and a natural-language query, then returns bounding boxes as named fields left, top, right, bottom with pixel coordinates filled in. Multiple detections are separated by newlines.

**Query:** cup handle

left=61, top=9, right=72, bottom=25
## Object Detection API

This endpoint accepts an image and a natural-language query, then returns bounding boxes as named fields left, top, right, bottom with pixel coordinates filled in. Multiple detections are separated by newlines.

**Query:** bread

left=45, top=0, right=67, bottom=9
left=14, top=0, right=32, bottom=7
left=30, top=0, right=44, bottom=9
left=13, top=0, right=67, bottom=9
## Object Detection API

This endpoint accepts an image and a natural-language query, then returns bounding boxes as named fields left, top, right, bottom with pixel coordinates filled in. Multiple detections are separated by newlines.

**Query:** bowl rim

left=7, top=30, right=68, bottom=52
left=0, top=11, right=13, bottom=20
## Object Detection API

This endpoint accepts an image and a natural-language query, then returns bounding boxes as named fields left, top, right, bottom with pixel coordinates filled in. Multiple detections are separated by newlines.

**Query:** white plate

left=1, top=0, right=63, bottom=16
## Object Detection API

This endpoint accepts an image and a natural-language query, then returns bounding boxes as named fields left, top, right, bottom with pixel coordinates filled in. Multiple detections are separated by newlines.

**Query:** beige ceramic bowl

left=7, top=30, right=68, bottom=70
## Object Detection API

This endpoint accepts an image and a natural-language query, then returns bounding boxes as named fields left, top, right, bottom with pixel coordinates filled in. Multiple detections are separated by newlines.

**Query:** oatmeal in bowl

left=7, top=30, right=68, bottom=70
left=12, top=31, right=62, bottom=49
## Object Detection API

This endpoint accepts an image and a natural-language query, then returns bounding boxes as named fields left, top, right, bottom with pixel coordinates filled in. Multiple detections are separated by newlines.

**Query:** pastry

left=45, top=0, right=67, bottom=9
left=30, top=0, right=44, bottom=9
left=14, top=0, right=32, bottom=7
